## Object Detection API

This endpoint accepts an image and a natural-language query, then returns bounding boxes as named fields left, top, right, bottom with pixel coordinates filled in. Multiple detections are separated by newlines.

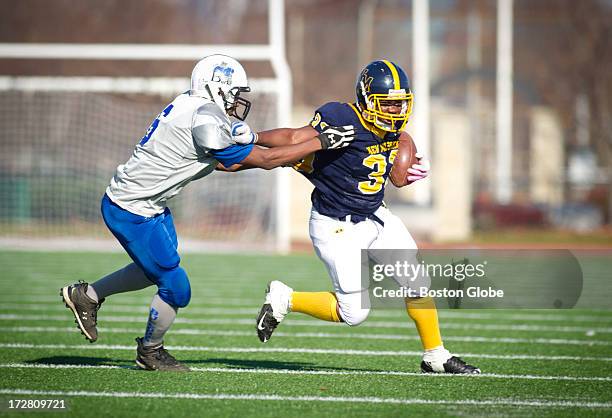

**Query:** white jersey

left=106, top=93, right=235, bottom=217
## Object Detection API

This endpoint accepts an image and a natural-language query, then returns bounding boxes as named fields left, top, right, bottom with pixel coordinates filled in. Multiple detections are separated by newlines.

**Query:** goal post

left=0, top=0, right=292, bottom=253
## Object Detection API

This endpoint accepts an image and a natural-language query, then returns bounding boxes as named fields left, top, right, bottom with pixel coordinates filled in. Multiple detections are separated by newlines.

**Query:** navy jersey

left=294, top=102, right=400, bottom=219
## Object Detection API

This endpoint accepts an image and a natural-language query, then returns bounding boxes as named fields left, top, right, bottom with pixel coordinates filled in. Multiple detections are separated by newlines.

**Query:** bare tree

left=517, top=0, right=612, bottom=222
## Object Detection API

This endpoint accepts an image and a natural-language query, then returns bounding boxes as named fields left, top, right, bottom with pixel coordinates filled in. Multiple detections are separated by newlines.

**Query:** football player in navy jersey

left=229, top=60, right=479, bottom=374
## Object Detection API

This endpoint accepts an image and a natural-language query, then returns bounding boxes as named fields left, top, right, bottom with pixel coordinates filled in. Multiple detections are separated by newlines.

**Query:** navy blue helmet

left=355, top=60, right=413, bottom=132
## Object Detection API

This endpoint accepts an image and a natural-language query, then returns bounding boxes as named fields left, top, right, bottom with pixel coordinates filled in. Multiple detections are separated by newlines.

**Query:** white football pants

left=309, top=206, right=423, bottom=326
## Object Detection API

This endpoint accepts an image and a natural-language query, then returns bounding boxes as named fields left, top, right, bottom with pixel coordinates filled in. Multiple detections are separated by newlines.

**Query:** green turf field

left=0, top=251, right=611, bottom=417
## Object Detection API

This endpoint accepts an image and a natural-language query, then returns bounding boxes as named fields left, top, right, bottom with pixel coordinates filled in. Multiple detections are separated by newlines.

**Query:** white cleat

left=265, top=280, right=292, bottom=322
left=256, top=280, right=293, bottom=343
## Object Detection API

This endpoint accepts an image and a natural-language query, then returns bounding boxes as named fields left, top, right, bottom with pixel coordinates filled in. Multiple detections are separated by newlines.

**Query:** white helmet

left=190, top=54, right=251, bottom=120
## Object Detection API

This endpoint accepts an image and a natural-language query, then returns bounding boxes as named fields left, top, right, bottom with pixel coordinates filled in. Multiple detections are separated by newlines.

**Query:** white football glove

left=407, top=152, right=430, bottom=183
left=231, top=121, right=258, bottom=145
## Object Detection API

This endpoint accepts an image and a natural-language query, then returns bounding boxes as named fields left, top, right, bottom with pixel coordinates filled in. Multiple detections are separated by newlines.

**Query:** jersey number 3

left=358, top=150, right=398, bottom=194
left=139, top=104, right=174, bottom=146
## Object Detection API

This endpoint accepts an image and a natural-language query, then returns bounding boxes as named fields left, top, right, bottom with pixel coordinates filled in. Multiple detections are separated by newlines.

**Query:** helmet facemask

left=224, top=86, right=251, bottom=121
left=360, top=82, right=413, bottom=132
left=205, top=85, right=252, bottom=121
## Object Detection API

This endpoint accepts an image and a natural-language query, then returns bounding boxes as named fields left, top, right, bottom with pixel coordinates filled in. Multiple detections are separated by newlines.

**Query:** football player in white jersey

left=60, top=54, right=356, bottom=371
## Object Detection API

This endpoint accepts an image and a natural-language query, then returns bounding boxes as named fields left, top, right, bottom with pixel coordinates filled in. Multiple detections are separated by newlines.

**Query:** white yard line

left=0, top=389, right=610, bottom=408
left=2, top=362, right=611, bottom=382
left=1, top=303, right=612, bottom=324
left=1, top=342, right=611, bottom=362
left=1, top=326, right=610, bottom=346
left=0, top=295, right=254, bottom=306
left=1, top=296, right=612, bottom=322
left=1, top=313, right=610, bottom=334
left=0, top=304, right=259, bottom=316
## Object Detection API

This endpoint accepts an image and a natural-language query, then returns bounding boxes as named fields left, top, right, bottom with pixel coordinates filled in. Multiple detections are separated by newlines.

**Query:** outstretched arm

left=216, top=140, right=318, bottom=172
left=216, top=141, right=319, bottom=172
left=257, top=126, right=319, bottom=147
left=218, top=125, right=317, bottom=172
left=231, top=122, right=319, bottom=147
left=239, top=138, right=322, bottom=170
left=219, top=124, right=356, bottom=171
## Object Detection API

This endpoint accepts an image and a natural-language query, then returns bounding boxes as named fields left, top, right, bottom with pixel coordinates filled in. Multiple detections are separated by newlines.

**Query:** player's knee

left=336, top=290, right=370, bottom=326
left=157, top=267, right=191, bottom=308
left=339, top=305, right=370, bottom=326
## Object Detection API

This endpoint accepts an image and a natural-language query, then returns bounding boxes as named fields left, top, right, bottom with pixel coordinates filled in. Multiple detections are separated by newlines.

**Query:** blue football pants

left=100, top=194, right=191, bottom=308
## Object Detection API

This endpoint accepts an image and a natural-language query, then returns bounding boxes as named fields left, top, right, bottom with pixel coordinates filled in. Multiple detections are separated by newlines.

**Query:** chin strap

left=374, top=116, right=395, bottom=132
left=360, top=111, right=387, bottom=137
left=204, top=85, right=228, bottom=113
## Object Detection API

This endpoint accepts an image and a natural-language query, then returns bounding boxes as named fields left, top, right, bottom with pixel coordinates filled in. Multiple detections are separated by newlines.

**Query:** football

left=389, top=135, right=418, bottom=187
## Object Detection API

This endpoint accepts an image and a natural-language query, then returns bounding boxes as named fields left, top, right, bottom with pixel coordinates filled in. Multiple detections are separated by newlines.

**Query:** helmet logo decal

left=212, top=63, right=235, bottom=85
left=362, top=69, right=374, bottom=93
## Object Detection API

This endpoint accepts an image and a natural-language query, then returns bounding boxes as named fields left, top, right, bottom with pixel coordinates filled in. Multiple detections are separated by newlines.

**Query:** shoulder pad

left=310, top=102, right=353, bottom=131
left=195, top=102, right=229, bottom=126
left=192, top=103, right=232, bottom=150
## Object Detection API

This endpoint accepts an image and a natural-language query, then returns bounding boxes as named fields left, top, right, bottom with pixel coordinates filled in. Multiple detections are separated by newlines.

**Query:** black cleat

left=60, top=281, right=104, bottom=343
left=421, top=356, right=481, bottom=374
left=256, top=304, right=279, bottom=343
left=135, top=337, right=190, bottom=371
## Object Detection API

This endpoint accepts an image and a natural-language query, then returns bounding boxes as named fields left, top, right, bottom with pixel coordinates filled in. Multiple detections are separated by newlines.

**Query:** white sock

left=143, top=294, right=178, bottom=347
left=91, top=263, right=153, bottom=300
left=423, top=345, right=452, bottom=363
